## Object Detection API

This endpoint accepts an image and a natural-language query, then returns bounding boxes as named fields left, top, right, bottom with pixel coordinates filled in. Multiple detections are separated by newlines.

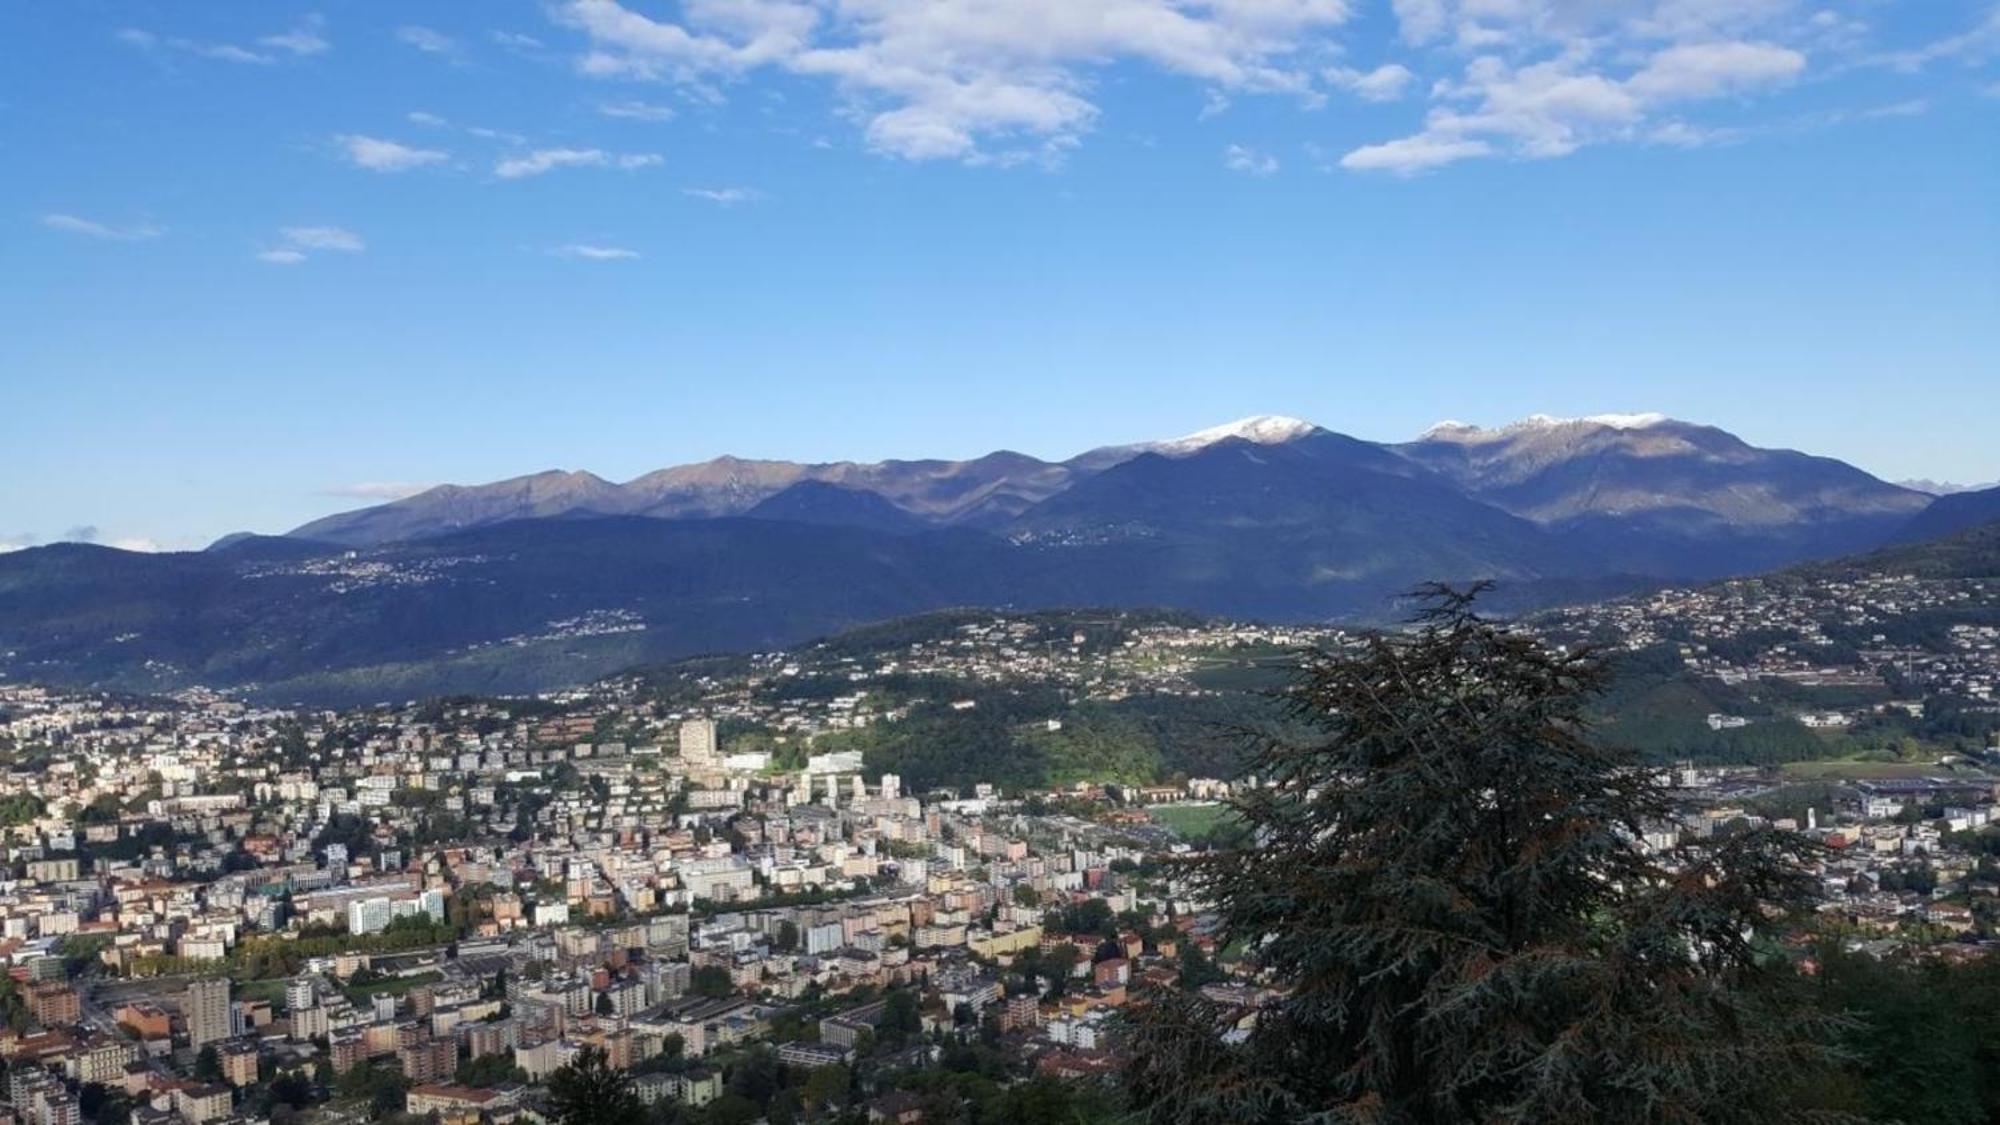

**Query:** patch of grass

left=237, top=977, right=289, bottom=1011
left=342, top=970, right=440, bottom=1004
left=1780, top=759, right=1992, bottom=780
left=1151, top=802, right=1235, bottom=839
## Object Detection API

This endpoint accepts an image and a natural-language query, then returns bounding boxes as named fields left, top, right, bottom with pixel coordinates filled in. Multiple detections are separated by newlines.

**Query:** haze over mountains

left=1, top=412, right=1988, bottom=704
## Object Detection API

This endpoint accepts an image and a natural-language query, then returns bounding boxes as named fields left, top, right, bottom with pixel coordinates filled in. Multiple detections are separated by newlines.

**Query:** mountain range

left=282, top=413, right=1933, bottom=573
left=1, top=412, right=1985, bottom=704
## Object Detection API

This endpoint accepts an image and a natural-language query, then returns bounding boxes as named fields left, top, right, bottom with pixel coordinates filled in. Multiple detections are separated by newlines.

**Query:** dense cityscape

left=3, top=544, right=1999, bottom=1124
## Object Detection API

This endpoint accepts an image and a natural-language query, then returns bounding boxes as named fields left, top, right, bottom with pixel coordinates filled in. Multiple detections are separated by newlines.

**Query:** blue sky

left=3, top=0, right=1996, bottom=550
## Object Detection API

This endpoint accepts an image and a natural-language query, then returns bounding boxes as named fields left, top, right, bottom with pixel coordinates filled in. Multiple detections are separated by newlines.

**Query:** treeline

left=1807, top=946, right=2000, bottom=1123
left=807, top=680, right=1296, bottom=792
left=126, top=915, right=457, bottom=980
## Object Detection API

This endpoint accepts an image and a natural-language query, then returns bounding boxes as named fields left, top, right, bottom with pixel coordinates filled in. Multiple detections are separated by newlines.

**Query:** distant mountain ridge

left=277, top=408, right=1948, bottom=590
left=0, top=410, right=1988, bottom=705
left=1895, top=483, right=2000, bottom=545
left=1394, top=414, right=1930, bottom=576
left=282, top=415, right=1316, bottom=547
left=280, top=413, right=1936, bottom=569
left=1897, top=479, right=1999, bottom=496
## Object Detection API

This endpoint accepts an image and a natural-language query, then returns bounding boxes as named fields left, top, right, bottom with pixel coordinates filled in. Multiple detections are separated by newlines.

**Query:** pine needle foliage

left=1126, top=584, right=1847, bottom=1125
left=547, top=1046, right=646, bottom=1125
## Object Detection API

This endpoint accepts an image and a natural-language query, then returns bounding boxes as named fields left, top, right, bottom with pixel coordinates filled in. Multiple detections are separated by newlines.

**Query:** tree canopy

left=1126, top=585, right=1841, bottom=1124
left=546, top=1047, right=644, bottom=1125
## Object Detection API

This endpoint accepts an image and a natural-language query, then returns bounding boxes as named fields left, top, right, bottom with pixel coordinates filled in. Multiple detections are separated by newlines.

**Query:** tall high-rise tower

left=185, top=978, right=232, bottom=1048
left=678, top=719, right=718, bottom=768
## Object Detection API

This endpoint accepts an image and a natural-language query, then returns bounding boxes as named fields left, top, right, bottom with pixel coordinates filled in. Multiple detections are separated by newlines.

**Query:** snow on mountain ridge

left=1149, top=414, right=1322, bottom=455
left=1418, top=413, right=1673, bottom=441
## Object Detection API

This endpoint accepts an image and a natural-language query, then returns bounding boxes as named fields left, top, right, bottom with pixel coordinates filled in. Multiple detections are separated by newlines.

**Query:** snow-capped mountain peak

left=1513, top=412, right=1670, bottom=431
left=1150, top=414, right=1321, bottom=455
left=1419, top=412, right=1673, bottom=441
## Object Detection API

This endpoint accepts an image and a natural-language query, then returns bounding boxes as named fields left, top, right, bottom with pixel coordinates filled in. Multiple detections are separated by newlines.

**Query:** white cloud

left=324, top=482, right=435, bottom=500
left=336, top=134, right=449, bottom=172
left=110, top=538, right=163, bottom=553
left=1339, top=133, right=1490, bottom=173
left=407, top=111, right=450, bottom=127
left=1390, top=0, right=1449, bottom=45
left=682, top=186, right=759, bottom=204
left=1223, top=143, right=1279, bottom=175
left=1875, top=5, right=2000, bottom=72
left=466, top=125, right=530, bottom=144
left=119, top=27, right=274, bottom=65
left=41, top=213, right=163, bottom=241
left=1646, top=120, right=1741, bottom=148
left=397, top=25, right=459, bottom=55
left=599, top=100, right=679, bottom=121
left=122, top=20, right=329, bottom=66
left=1859, top=98, right=1929, bottom=120
left=497, top=148, right=604, bottom=177
left=535, top=0, right=1942, bottom=172
left=260, top=15, right=330, bottom=57
left=492, top=30, right=547, bottom=51
left=0, top=534, right=34, bottom=554
left=550, top=0, right=1354, bottom=163
left=553, top=244, right=642, bottom=260
left=197, top=43, right=274, bottom=64
left=259, top=226, right=364, bottom=264
left=1625, top=41, right=1805, bottom=101
left=494, top=148, right=662, bottom=178
left=1327, top=62, right=1414, bottom=102
left=1341, top=2, right=1814, bottom=174
left=281, top=226, right=365, bottom=252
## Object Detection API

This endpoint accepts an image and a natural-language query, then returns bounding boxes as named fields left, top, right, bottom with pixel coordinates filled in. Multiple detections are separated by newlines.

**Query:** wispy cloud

left=396, top=25, right=460, bottom=57
left=681, top=186, right=759, bottom=204
left=1326, top=63, right=1414, bottom=102
left=258, top=225, right=364, bottom=264
left=1340, top=134, right=1492, bottom=174
left=1860, top=98, right=1930, bottom=120
left=336, top=134, right=449, bottom=172
left=491, top=30, right=546, bottom=51
left=552, top=244, right=642, bottom=260
left=1223, top=144, right=1279, bottom=176
left=323, top=481, right=435, bottom=501
left=599, top=100, right=678, bottom=121
left=121, top=18, right=329, bottom=66
left=495, top=148, right=661, bottom=179
left=260, top=14, right=330, bottom=57
left=283, top=226, right=365, bottom=252
left=1646, top=121, right=1744, bottom=149
left=1874, top=6, right=2000, bottom=72
left=549, top=0, right=1351, bottom=164
left=1336, top=5, right=1818, bottom=175
left=41, top=213, right=164, bottom=241
left=119, top=27, right=275, bottom=65
left=539, top=0, right=1906, bottom=174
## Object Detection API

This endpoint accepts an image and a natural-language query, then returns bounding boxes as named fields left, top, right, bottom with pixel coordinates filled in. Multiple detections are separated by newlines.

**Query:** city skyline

left=6, top=1, right=1997, bottom=549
